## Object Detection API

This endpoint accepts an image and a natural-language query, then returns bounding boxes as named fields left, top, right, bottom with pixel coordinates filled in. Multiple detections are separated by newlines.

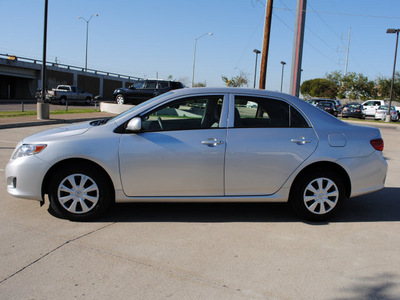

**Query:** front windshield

left=109, top=91, right=174, bottom=123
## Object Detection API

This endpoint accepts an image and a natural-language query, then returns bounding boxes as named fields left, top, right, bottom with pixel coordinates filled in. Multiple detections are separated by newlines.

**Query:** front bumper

left=5, top=155, right=50, bottom=201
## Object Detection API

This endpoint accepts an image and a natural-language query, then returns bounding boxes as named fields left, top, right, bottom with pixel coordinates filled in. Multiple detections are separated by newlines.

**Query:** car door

left=140, top=80, right=158, bottom=100
left=119, top=94, right=228, bottom=196
left=224, top=94, right=318, bottom=196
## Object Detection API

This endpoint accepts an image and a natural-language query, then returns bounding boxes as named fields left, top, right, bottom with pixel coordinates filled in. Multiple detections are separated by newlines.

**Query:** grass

left=0, top=109, right=98, bottom=118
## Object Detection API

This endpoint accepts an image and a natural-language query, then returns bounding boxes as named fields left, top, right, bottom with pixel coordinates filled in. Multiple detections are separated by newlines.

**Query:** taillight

left=370, top=138, right=384, bottom=151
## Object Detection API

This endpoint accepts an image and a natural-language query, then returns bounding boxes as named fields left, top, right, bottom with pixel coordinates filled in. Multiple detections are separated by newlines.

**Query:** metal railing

left=0, top=53, right=142, bottom=81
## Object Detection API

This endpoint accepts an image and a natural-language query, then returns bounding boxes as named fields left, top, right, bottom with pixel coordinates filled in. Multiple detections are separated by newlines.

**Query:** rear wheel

left=59, top=97, right=66, bottom=105
left=48, top=164, right=113, bottom=221
left=116, top=94, right=125, bottom=105
left=290, top=170, right=344, bottom=221
left=85, top=97, right=92, bottom=105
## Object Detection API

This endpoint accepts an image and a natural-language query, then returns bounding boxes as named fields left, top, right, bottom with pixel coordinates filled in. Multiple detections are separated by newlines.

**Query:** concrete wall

left=0, top=57, right=140, bottom=100
left=47, top=70, right=74, bottom=89
left=78, top=74, right=100, bottom=96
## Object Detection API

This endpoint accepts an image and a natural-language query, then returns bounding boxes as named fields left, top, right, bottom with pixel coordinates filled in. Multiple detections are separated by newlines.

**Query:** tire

left=290, top=170, right=345, bottom=221
left=115, top=94, right=125, bottom=105
left=48, top=164, right=113, bottom=221
left=59, top=97, right=66, bottom=105
left=85, top=97, right=92, bottom=105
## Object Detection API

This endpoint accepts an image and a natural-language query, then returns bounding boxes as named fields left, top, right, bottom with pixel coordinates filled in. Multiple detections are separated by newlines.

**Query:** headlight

left=12, top=144, right=47, bottom=159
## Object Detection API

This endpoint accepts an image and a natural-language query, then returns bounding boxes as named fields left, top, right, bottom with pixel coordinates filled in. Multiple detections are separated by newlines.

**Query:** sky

left=1, top=0, right=400, bottom=93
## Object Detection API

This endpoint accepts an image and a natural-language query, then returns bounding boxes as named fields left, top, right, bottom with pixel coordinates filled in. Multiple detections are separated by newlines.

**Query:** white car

left=362, top=100, right=385, bottom=117
left=374, top=105, right=399, bottom=121
left=5, top=88, right=388, bottom=221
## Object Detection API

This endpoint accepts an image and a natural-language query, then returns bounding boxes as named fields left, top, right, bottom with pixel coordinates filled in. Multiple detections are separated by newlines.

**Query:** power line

left=272, top=12, right=338, bottom=65
left=274, top=7, right=400, bottom=20
left=306, top=2, right=345, bottom=45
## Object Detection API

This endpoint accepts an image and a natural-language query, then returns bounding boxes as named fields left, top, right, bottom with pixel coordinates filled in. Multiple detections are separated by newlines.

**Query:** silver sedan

left=5, top=88, right=388, bottom=221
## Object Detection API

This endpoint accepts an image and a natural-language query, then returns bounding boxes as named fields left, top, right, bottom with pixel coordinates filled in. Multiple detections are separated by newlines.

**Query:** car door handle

left=202, top=138, right=224, bottom=147
left=291, top=137, right=311, bottom=145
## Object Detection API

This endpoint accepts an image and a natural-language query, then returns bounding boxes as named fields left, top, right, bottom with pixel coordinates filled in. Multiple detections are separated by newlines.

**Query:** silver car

left=5, top=88, right=388, bottom=221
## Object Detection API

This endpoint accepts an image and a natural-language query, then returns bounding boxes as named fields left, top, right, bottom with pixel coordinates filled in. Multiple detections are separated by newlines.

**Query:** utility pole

left=344, top=27, right=351, bottom=75
left=289, top=0, right=307, bottom=97
left=259, top=0, right=273, bottom=89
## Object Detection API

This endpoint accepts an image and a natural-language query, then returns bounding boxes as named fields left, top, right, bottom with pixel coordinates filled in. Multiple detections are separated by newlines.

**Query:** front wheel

left=290, top=170, right=344, bottom=221
left=48, top=164, right=113, bottom=221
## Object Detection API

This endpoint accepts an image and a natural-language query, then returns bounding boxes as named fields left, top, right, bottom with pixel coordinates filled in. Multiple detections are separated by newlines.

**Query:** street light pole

left=386, top=28, right=399, bottom=122
left=280, top=61, right=286, bottom=92
left=79, top=14, right=98, bottom=71
left=253, top=49, right=261, bottom=88
left=37, top=0, right=49, bottom=120
left=192, top=32, right=213, bottom=87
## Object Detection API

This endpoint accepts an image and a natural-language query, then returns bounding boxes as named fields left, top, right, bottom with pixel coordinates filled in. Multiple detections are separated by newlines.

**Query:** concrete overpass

left=0, top=53, right=141, bottom=101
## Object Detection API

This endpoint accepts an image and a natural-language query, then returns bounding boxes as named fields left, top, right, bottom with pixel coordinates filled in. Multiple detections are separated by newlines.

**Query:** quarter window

left=158, top=81, right=169, bottom=89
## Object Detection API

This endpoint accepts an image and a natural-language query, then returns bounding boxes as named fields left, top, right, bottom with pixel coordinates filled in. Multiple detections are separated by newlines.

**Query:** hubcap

left=303, top=177, right=339, bottom=214
left=116, top=95, right=124, bottom=104
left=57, top=174, right=99, bottom=214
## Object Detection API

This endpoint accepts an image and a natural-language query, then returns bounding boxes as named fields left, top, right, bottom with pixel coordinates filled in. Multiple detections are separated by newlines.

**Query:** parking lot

left=0, top=122, right=399, bottom=299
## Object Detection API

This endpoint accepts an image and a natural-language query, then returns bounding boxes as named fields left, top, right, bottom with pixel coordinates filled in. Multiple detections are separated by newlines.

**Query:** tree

left=193, top=82, right=207, bottom=87
left=221, top=71, right=249, bottom=87
left=300, top=78, right=338, bottom=99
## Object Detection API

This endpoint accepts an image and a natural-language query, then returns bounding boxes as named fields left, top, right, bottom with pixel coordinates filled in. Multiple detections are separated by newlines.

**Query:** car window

left=234, top=96, right=309, bottom=128
left=133, top=81, right=145, bottom=89
left=158, top=81, right=169, bottom=89
left=141, top=95, right=224, bottom=132
left=145, top=81, right=157, bottom=89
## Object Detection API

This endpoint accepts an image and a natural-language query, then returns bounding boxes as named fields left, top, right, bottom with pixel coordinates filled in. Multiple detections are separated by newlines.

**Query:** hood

left=23, top=122, right=92, bottom=143
left=114, top=87, right=130, bottom=93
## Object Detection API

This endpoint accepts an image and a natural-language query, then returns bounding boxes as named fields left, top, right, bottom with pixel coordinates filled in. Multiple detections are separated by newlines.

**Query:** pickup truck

left=362, top=100, right=400, bottom=117
left=361, top=100, right=386, bottom=117
left=46, top=85, right=93, bottom=104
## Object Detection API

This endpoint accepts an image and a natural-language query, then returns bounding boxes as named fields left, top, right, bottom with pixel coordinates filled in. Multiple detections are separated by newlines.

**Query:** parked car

left=342, top=102, right=365, bottom=119
left=6, top=88, right=387, bottom=222
left=362, top=100, right=386, bottom=117
left=374, top=105, right=399, bottom=121
left=316, top=101, right=338, bottom=117
left=113, top=79, right=184, bottom=105
left=310, top=98, right=342, bottom=115
left=46, top=85, right=93, bottom=105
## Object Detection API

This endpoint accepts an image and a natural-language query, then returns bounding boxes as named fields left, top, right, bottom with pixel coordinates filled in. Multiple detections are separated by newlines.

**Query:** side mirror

left=126, top=117, right=142, bottom=132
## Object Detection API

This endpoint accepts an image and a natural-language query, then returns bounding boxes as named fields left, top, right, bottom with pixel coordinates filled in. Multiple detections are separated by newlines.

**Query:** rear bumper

left=339, top=151, right=388, bottom=198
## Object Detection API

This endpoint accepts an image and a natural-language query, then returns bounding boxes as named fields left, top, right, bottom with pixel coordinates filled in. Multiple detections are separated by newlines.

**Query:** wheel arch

left=290, top=161, right=351, bottom=199
left=41, top=158, right=115, bottom=202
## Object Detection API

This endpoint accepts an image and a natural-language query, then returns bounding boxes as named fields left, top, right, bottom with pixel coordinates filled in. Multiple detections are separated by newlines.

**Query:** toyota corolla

left=6, top=88, right=387, bottom=221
